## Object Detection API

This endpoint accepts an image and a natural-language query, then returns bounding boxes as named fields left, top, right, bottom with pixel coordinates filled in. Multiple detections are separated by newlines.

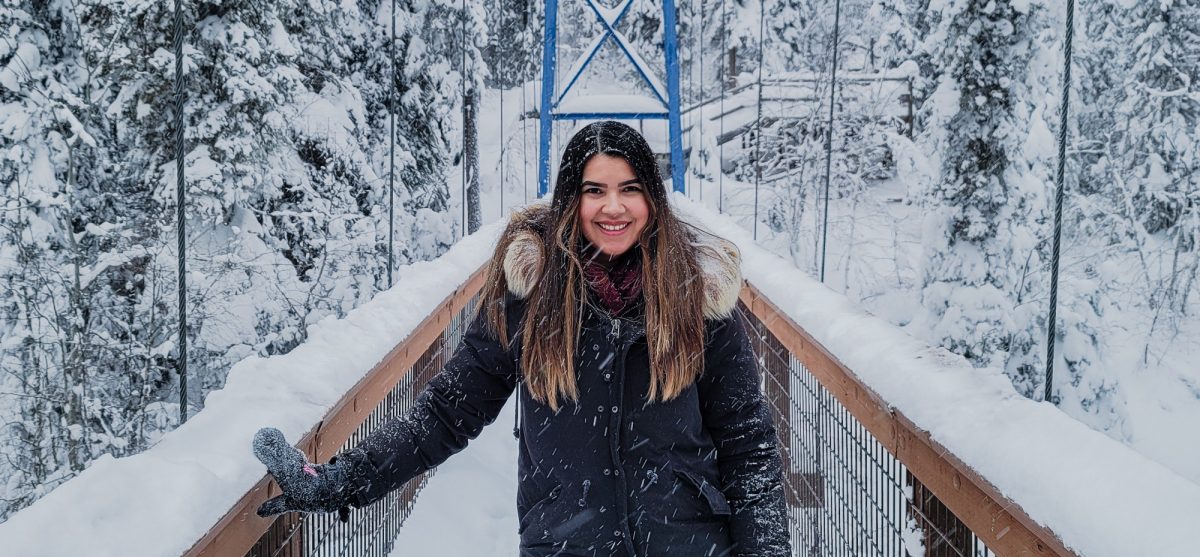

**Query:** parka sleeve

left=345, top=306, right=518, bottom=508
left=697, top=312, right=791, bottom=556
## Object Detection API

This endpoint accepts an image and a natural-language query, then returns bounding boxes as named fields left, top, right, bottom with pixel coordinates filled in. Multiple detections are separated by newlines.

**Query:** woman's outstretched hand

left=252, top=427, right=370, bottom=521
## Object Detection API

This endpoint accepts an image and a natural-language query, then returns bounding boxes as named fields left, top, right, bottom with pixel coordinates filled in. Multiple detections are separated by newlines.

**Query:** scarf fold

left=583, top=252, right=643, bottom=316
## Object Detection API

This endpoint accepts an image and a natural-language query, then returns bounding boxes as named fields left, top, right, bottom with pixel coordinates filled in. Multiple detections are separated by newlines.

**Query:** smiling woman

left=252, top=121, right=791, bottom=556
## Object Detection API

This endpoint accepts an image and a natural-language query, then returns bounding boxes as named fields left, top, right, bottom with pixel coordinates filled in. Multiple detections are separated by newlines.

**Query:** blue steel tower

left=537, top=0, right=686, bottom=197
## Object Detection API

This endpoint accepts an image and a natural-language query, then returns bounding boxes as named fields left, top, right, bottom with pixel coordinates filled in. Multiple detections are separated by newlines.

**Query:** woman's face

left=578, top=154, right=651, bottom=259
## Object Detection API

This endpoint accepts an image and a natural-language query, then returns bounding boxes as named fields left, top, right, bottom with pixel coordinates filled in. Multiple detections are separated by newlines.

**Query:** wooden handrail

left=182, top=265, right=488, bottom=557
left=739, top=282, right=1075, bottom=557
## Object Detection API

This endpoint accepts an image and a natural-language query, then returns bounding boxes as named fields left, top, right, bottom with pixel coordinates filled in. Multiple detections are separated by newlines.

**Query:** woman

left=253, top=121, right=790, bottom=556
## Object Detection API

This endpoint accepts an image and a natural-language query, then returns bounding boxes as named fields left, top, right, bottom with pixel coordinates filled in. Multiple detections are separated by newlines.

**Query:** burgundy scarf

left=583, top=254, right=643, bottom=316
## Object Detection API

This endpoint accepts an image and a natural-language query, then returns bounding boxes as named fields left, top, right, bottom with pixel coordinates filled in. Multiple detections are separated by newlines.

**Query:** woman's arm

left=347, top=307, right=519, bottom=507
left=697, top=313, right=790, bottom=556
left=254, top=304, right=521, bottom=519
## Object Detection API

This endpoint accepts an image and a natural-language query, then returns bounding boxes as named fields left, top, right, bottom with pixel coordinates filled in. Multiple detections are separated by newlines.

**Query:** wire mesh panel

left=244, top=297, right=479, bottom=557
left=739, top=302, right=994, bottom=557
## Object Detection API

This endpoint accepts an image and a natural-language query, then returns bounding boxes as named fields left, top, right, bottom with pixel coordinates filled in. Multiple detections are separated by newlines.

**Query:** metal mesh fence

left=739, top=302, right=994, bottom=557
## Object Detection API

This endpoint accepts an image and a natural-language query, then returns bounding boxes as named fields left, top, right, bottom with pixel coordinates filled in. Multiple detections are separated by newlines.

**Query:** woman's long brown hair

left=478, top=121, right=707, bottom=412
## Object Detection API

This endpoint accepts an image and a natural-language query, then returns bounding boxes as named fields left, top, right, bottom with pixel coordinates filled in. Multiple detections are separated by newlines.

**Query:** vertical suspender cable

left=523, top=2, right=530, bottom=204
left=497, top=0, right=505, bottom=217
left=388, top=0, right=397, bottom=287
left=819, top=0, right=842, bottom=283
left=1044, top=0, right=1075, bottom=404
left=752, top=0, right=766, bottom=240
left=718, top=0, right=727, bottom=213
left=172, top=0, right=188, bottom=425
left=523, top=81, right=529, bottom=204
left=461, top=0, right=468, bottom=237
left=697, top=0, right=704, bottom=203
left=690, top=0, right=698, bottom=200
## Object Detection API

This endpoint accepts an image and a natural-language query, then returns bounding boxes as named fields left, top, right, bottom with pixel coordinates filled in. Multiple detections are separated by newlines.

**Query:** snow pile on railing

left=672, top=194, right=1200, bottom=557
left=0, top=224, right=501, bottom=557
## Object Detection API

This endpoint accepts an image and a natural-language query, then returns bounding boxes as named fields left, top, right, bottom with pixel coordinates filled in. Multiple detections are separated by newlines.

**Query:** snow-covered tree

left=917, top=0, right=1055, bottom=397
left=0, top=0, right=479, bottom=520
left=483, top=0, right=541, bottom=89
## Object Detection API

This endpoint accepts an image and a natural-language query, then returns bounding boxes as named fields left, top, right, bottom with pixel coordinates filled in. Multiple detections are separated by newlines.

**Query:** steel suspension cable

left=1044, top=0, right=1075, bottom=404
left=523, top=82, right=529, bottom=204
left=461, top=0, right=467, bottom=237
left=172, top=0, right=188, bottom=425
left=686, top=0, right=693, bottom=199
left=752, top=0, right=766, bottom=240
left=697, top=0, right=704, bottom=203
left=523, top=6, right=530, bottom=205
left=819, top=0, right=842, bottom=283
left=498, top=0, right=506, bottom=217
left=388, top=0, right=397, bottom=287
left=718, top=0, right=727, bottom=213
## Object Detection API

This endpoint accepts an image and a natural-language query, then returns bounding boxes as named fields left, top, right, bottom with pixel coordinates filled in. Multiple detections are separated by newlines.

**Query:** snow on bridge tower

left=537, top=0, right=687, bottom=197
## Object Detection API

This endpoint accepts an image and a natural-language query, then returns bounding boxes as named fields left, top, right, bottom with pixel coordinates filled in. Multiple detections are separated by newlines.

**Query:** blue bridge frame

left=538, top=0, right=686, bottom=197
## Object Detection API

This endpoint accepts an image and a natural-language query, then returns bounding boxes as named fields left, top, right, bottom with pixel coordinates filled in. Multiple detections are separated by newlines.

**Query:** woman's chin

left=598, top=243, right=635, bottom=258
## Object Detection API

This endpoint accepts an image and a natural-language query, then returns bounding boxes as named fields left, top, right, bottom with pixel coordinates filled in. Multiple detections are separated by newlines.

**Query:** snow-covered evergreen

left=0, top=0, right=478, bottom=520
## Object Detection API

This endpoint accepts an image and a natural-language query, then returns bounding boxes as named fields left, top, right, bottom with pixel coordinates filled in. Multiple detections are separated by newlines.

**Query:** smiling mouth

left=597, top=222, right=630, bottom=233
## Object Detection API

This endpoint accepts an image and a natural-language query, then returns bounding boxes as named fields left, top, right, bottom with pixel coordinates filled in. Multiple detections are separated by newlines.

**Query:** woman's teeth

left=599, top=223, right=629, bottom=232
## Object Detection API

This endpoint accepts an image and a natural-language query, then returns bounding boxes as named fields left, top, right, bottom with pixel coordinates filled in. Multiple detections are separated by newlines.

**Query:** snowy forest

left=1, top=0, right=1197, bottom=526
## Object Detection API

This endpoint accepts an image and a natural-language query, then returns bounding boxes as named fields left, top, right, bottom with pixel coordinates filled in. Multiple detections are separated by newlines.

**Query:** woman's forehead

left=582, top=154, right=637, bottom=183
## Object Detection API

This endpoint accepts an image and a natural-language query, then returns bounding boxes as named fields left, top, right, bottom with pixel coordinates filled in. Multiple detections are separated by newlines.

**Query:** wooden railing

left=740, top=283, right=1073, bottom=557
left=185, top=264, right=1074, bottom=557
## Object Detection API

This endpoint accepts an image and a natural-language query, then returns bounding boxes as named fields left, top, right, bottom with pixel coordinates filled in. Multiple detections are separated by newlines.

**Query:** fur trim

left=501, top=206, right=743, bottom=319
left=692, top=234, right=743, bottom=320
left=503, top=228, right=543, bottom=300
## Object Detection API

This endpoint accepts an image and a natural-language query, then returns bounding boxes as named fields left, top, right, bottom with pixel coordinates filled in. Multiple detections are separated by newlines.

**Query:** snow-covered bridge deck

left=0, top=199, right=1196, bottom=557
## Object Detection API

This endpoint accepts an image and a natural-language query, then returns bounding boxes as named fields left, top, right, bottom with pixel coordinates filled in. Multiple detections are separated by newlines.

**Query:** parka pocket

left=518, top=483, right=563, bottom=536
left=674, top=469, right=732, bottom=516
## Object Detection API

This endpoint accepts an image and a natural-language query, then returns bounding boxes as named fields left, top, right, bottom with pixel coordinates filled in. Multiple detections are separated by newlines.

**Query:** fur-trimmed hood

left=500, top=203, right=743, bottom=320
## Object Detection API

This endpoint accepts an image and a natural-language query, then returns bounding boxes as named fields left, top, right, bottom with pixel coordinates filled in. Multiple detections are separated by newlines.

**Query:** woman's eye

left=622, top=185, right=643, bottom=193
left=583, top=187, right=602, bottom=195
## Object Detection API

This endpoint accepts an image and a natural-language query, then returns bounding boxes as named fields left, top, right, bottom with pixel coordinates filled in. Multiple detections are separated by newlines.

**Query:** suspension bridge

left=0, top=1, right=1197, bottom=556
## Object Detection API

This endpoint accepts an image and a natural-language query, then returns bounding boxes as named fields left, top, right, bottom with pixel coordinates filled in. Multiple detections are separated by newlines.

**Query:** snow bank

left=673, top=194, right=1200, bottom=557
left=0, top=225, right=501, bottom=557
left=388, top=398, right=519, bottom=556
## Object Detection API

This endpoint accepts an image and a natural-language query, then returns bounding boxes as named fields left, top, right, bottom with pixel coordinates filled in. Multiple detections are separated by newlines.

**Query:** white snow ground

left=387, top=399, right=519, bottom=557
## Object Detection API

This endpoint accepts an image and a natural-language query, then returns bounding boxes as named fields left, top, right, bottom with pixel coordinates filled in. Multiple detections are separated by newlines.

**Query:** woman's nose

left=601, top=192, right=624, bottom=214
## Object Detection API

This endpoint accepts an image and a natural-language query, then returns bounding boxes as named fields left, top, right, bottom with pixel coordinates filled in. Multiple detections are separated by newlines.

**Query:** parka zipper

left=606, top=314, right=637, bottom=554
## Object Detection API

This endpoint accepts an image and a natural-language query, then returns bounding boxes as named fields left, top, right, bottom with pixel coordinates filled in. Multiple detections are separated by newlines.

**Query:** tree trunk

left=465, top=87, right=481, bottom=234
left=726, top=47, right=738, bottom=88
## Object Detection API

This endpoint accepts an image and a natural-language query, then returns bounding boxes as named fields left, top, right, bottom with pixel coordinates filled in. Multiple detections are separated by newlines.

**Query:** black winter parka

left=346, top=225, right=790, bottom=556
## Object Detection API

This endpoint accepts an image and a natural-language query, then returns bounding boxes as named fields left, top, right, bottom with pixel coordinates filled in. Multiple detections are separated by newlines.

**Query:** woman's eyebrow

left=581, top=178, right=641, bottom=187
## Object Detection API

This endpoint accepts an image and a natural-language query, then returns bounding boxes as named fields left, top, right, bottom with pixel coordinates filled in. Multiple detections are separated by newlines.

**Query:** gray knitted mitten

left=252, top=427, right=371, bottom=521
